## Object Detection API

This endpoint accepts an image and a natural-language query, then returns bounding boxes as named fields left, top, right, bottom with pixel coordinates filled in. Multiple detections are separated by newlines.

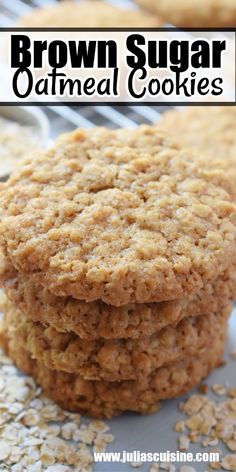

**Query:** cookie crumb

left=179, top=435, right=190, bottom=451
left=150, top=465, right=159, bottom=472
left=221, top=454, right=236, bottom=471
left=179, top=466, right=196, bottom=472
left=199, top=384, right=209, bottom=394
left=212, top=384, right=226, bottom=396
left=175, top=420, right=186, bottom=433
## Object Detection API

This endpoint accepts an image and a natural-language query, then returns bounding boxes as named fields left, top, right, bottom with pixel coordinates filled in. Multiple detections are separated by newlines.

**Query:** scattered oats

left=0, top=378, right=5, bottom=392
left=40, top=452, right=56, bottom=467
left=27, top=461, right=42, bottom=472
left=210, top=462, right=221, bottom=470
left=175, top=385, right=236, bottom=472
left=2, top=365, right=18, bottom=375
left=9, top=445, right=23, bottom=463
left=0, top=348, right=115, bottom=469
left=45, top=466, right=71, bottom=472
left=0, top=441, right=11, bottom=460
left=73, top=428, right=96, bottom=444
left=16, top=386, right=30, bottom=402
left=168, top=465, right=176, bottom=472
left=150, top=464, right=159, bottom=472
left=67, top=413, right=81, bottom=422
left=30, top=399, right=43, bottom=410
left=131, top=461, right=143, bottom=468
left=41, top=404, right=60, bottom=419
left=0, top=354, right=12, bottom=365
left=89, top=420, right=109, bottom=433
left=212, top=384, right=227, bottom=396
left=11, top=464, right=23, bottom=472
left=179, top=434, right=190, bottom=451
left=179, top=467, right=196, bottom=472
left=175, top=420, right=186, bottom=433
left=23, top=409, right=40, bottom=426
left=186, top=413, right=204, bottom=431
left=23, top=438, right=43, bottom=446
left=188, top=432, right=201, bottom=443
left=61, top=422, right=78, bottom=440
left=180, top=395, right=205, bottom=415
left=202, top=438, right=219, bottom=447
left=159, top=464, right=175, bottom=472
left=226, top=439, right=236, bottom=452
left=160, top=463, right=172, bottom=470
left=8, top=402, right=24, bottom=415
left=64, top=444, right=79, bottom=466
left=100, top=433, right=114, bottom=444
left=221, top=454, right=236, bottom=470
left=41, top=424, right=61, bottom=438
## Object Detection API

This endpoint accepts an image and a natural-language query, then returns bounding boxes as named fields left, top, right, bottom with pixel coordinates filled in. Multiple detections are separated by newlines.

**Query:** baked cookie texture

left=1, top=325, right=226, bottom=418
left=0, top=126, right=235, bottom=306
left=17, top=1, right=162, bottom=27
left=1, top=297, right=231, bottom=382
left=135, top=0, right=236, bottom=27
left=1, top=263, right=235, bottom=340
left=160, top=107, right=236, bottom=196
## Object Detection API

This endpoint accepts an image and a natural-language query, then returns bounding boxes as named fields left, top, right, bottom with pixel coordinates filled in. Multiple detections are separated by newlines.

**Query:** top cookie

left=136, top=0, right=236, bottom=27
left=0, top=125, right=235, bottom=306
left=160, top=106, right=236, bottom=197
left=17, top=1, right=162, bottom=27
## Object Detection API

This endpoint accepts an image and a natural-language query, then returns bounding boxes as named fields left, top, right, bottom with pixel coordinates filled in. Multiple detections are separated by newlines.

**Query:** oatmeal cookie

left=1, top=298, right=231, bottom=381
left=160, top=107, right=236, bottom=196
left=0, top=126, right=235, bottom=306
left=1, top=327, right=226, bottom=418
left=135, top=0, right=236, bottom=27
left=17, top=1, right=162, bottom=27
left=1, top=259, right=236, bottom=339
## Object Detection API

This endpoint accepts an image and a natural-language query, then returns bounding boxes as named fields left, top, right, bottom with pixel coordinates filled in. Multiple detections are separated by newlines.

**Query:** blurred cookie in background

left=0, top=108, right=49, bottom=180
left=135, top=0, right=236, bottom=27
left=17, top=0, right=162, bottom=27
left=160, top=106, right=236, bottom=198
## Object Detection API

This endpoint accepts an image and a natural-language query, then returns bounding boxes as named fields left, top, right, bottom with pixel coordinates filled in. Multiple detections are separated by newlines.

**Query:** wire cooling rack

left=0, top=0, right=171, bottom=138
left=1, top=0, right=234, bottom=137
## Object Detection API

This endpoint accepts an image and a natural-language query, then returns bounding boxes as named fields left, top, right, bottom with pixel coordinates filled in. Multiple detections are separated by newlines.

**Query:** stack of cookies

left=0, top=125, right=235, bottom=418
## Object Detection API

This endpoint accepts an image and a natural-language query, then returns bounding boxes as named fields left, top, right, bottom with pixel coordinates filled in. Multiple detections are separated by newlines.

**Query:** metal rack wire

left=1, top=0, right=233, bottom=135
left=0, top=0, right=168, bottom=135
